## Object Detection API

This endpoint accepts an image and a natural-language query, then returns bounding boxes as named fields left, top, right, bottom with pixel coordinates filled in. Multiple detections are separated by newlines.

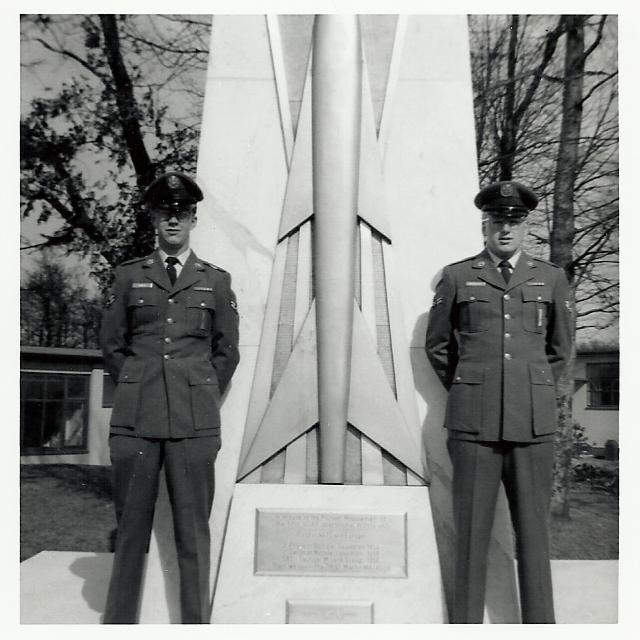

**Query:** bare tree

left=21, top=252, right=103, bottom=349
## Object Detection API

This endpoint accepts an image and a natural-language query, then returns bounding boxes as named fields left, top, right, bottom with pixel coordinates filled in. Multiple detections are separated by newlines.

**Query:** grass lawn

left=20, top=463, right=619, bottom=562
left=550, top=484, right=618, bottom=560
left=20, top=464, right=115, bottom=562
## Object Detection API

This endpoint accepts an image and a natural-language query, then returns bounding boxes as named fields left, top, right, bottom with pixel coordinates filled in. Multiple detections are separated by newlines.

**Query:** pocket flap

left=459, top=288, right=490, bottom=303
left=118, top=359, right=145, bottom=383
left=189, top=364, right=218, bottom=386
left=522, top=288, right=552, bottom=303
left=529, top=363, right=554, bottom=385
left=451, top=365, right=484, bottom=384
left=187, top=292, right=215, bottom=310
left=127, top=289, right=159, bottom=307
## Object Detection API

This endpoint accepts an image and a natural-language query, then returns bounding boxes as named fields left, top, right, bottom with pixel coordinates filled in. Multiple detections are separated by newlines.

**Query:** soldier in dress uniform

left=425, top=181, right=572, bottom=623
left=101, top=172, right=240, bottom=623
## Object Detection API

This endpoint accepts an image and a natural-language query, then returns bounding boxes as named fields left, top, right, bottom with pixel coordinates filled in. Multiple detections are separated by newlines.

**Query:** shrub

left=572, top=462, right=619, bottom=494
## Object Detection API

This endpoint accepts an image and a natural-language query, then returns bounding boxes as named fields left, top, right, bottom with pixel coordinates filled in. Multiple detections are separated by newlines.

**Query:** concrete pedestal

left=211, top=483, right=446, bottom=623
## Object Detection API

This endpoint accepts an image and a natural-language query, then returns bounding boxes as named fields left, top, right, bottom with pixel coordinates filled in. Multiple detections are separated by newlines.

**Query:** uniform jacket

left=101, top=250, right=240, bottom=439
left=425, top=250, right=571, bottom=443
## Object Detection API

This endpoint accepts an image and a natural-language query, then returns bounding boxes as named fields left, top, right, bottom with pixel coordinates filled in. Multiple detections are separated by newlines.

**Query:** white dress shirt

left=486, top=248, right=522, bottom=276
left=158, top=247, right=192, bottom=279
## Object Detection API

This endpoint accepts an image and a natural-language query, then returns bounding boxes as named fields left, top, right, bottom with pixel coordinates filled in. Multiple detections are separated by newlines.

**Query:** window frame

left=585, top=361, right=619, bottom=410
left=20, top=370, right=91, bottom=455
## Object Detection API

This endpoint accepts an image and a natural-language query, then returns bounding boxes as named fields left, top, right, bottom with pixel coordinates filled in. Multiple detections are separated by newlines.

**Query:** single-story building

left=20, top=346, right=113, bottom=465
left=574, top=338, right=619, bottom=452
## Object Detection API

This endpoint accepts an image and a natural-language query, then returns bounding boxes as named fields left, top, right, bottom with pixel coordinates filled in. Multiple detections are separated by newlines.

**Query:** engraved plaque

left=286, top=600, right=373, bottom=623
left=255, top=509, right=407, bottom=577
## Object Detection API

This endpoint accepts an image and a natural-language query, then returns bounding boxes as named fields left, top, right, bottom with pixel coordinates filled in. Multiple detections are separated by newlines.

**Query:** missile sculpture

left=237, top=15, right=427, bottom=485
left=312, top=15, right=362, bottom=483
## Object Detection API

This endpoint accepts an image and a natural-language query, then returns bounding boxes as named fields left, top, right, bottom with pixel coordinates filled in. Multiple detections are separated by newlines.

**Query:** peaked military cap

left=143, top=172, right=204, bottom=206
left=474, top=180, right=538, bottom=218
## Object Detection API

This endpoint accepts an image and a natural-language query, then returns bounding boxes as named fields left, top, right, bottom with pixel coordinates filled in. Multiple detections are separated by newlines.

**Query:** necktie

left=165, top=256, right=179, bottom=285
left=498, top=259, right=512, bottom=284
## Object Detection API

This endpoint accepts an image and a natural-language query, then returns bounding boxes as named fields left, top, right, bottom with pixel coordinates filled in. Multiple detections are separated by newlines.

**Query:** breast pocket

left=186, top=292, right=216, bottom=337
left=522, top=288, right=552, bottom=333
left=458, top=288, right=491, bottom=332
left=127, top=288, right=160, bottom=329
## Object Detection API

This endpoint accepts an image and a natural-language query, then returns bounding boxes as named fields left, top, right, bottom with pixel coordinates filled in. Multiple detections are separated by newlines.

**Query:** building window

left=20, top=372, right=89, bottom=454
left=586, top=362, right=619, bottom=409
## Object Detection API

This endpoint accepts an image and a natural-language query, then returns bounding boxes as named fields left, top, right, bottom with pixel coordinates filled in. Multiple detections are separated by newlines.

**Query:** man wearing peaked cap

left=425, top=180, right=571, bottom=623
left=101, top=171, right=239, bottom=623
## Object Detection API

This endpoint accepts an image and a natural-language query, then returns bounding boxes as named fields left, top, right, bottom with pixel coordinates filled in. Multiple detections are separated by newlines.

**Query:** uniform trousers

left=447, top=439, right=555, bottom=624
left=103, top=434, right=220, bottom=624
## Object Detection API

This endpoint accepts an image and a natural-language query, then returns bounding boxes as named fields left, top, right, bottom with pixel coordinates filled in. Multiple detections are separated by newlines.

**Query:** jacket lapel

left=142, top=251, right=172, bottom=291
left=473, top=250, right=505, bottom=290
left=170, top=251, right=205, bottom=295
left=506, top=252, right=537, bottom=291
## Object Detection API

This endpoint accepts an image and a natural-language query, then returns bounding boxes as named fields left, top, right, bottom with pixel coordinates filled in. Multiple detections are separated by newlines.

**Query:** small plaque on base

left=286, top=600, right=374, bottom=623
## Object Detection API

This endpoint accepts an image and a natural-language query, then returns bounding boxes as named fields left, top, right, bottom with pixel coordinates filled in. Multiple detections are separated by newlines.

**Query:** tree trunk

left=498, top=15, right=519, bottom=180
left=550, top=15, right=586, bottom=519
left=99, top=14, right=156, bottom=259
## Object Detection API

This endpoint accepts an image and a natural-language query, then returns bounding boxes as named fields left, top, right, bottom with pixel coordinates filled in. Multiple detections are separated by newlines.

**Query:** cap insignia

left=167, top=175, right=182, bottom=189
left=500, top=183, right=514, bottom=197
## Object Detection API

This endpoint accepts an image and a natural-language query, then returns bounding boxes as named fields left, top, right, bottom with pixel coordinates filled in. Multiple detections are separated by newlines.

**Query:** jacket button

left=537, top=295, right=542, bottom=301
left=168, top=298, right=175, bottom=304
left=164, top=337, right=171, bottom=343
left=504, top=313, right=511, bottom=320
left=164, top=354, right=171, bottom=360
left=503, top=294, right=510, bottom=300
left=200, top=301, right=206, bottom=307
left=455, top=376, right=461, bottom=381
left=504, top=353, right=512, bottom=360
left=504, top=332, right=511, bottom=338
left=138, top=298, right=144, bottom=304
left=469, top=295, right=476, bottom=301
left=167, top=318, right=174, bottom=324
